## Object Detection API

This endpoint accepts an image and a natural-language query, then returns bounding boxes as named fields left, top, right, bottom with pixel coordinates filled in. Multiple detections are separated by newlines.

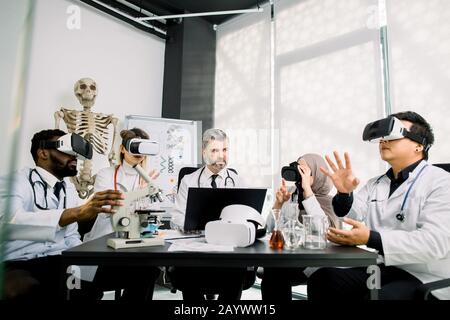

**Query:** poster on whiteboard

left=124, top=115, right=202, bottom=210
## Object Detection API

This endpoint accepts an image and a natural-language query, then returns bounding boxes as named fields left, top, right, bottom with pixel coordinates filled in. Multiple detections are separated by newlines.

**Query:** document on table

left=167, top=238, right=234, bottom=252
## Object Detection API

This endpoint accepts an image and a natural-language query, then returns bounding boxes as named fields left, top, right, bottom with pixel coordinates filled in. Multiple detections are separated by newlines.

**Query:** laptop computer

left=183, top=188, right=267, bottom=231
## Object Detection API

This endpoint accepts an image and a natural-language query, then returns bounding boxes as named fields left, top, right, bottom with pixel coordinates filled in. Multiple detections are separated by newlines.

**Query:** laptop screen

left=183, top=188, right=267, bottom=231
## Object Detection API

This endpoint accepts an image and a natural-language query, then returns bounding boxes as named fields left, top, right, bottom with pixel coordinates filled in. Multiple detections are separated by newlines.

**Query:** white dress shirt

left=170, top=166, right=243, bottom=230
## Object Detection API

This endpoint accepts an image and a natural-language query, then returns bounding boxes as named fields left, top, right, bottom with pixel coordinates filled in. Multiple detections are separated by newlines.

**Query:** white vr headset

left=39, top=133, right=93, bottom=160
left=205, top=204, right=266, bottom=248
left=362, top=116, right=429, bottom=151
left=123, top=138, right=159, bottom=156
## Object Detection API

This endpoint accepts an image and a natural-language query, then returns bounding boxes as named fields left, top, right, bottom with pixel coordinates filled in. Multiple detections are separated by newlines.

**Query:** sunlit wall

left=387, top=0, right=450, bottom=163
left=215, top=0, right=386, bottom=193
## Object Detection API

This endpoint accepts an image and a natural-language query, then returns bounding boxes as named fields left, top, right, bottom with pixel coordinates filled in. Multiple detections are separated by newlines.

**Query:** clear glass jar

left=281, top=203, right=304, bottom=249
left=303, top=215, right=328, bottom=249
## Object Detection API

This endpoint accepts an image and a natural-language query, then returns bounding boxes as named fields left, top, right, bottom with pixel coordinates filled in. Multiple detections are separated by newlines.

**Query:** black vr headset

left=362, top=116, right=430, bottom=151
left=122, top=138, right=159, bottom=156
left=281, top=161, right=302, bottom=184
left=281, top=161, right=306, bottom=210
left=39, top=133, right=93, bottom=160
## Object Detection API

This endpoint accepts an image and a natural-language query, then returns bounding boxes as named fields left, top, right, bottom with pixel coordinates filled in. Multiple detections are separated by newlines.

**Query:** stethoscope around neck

left=114, top=164, right=140, bottom=191
left=28, top=168, right=66, bottom=210
left=372, top=164, right=428, bottom=222
left=197, top=166, right=236, bottom=187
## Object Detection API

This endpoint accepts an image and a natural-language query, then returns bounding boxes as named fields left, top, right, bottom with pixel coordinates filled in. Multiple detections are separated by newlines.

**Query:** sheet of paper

left=168, top=239, right=234, bottom=252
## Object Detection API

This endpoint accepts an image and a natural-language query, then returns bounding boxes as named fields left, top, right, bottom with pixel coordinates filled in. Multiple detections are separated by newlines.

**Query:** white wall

left=18, top=0, right=165, bottom=173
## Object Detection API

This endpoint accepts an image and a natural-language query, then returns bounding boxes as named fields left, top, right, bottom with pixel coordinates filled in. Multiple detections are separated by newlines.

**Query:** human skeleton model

left=54, top=78, right=119, bottom=199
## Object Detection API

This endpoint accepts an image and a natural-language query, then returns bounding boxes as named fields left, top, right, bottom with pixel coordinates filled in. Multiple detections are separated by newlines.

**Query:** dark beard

left=49, top=153, right=78, bottom=178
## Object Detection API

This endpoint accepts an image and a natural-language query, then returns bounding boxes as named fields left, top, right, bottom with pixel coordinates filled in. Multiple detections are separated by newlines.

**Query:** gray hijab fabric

left=299, top=153, right=339, bottom=228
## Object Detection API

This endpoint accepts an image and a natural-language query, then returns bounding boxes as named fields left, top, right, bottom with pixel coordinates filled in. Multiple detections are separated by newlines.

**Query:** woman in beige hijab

left=262, top=153, right=339, bottom=300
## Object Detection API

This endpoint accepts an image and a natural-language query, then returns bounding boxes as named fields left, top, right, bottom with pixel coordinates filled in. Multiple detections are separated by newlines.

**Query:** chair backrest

left=77, top=219, right=96, bottom=241
left=177, top=166, right=201, bottom=190
left=433, top=163, right=450, bottom=173
left=176, top=166, right=239, bottom=190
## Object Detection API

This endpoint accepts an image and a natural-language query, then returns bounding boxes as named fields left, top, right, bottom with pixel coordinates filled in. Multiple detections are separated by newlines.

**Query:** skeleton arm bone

left=54, top=110, right=64, bottom=129
left=108, top=117, right=119, bottom=166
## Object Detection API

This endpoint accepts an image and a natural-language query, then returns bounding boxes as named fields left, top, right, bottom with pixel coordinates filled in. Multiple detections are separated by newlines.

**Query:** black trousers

left=4, top=255, right=160, bottom=301
left=307, top=265, right=435, bottom=300
left=261, top=267, right=307, bottom=301
left=168, top=267, right=247, bottom=301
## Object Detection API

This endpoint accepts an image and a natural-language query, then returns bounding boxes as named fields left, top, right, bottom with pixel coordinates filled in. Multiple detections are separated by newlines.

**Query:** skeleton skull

left=74, top=78, right=97, bottom=109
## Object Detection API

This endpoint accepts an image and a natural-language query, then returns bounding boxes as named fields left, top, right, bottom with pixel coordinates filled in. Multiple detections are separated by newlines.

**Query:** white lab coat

left=348, top=160, right=450, bottom=299
left=0, top=167, right=81, bottom=261
left=170, top=166, right=242, bottom=230
left=84, top=162, right=160, bottom=242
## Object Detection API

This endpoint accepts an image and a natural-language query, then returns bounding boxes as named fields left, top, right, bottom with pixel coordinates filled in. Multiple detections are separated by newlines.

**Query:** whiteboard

left=124, top=115, right=202, bottom=209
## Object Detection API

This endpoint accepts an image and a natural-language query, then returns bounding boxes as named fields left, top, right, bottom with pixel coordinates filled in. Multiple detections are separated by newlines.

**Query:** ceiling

left=81, top=0, right=268, bottom=39
left=128, top=0, right=266, bottom=25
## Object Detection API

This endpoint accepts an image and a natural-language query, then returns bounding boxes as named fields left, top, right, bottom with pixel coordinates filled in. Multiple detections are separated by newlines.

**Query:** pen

left=165, top=235, right=205, bottom=240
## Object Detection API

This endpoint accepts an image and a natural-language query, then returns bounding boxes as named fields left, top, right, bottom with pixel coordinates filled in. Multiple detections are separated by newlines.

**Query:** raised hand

left=77, top=190, right=125, bottom=221
left=320, top=151, right=360, bottom=194
left=298, top=159, right=313, bottom=198
left=148, top=169, right=160, bottom=180
left=274, top=178, right=292, bottom=209
left=59, top=190, right=125, bottom=227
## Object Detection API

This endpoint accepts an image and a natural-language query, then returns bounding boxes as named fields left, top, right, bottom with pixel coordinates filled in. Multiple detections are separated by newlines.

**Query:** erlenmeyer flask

left=269, top=208, right=284, bottom=249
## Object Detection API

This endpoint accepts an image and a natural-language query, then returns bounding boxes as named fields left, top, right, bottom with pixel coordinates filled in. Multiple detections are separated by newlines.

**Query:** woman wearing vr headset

left=261, top=153, right=339, bottom=301
left=84, top=127, right=161, bottom=300
left=307, top=111, right=450, bottom=300
left=85, top=128, right=160, bottom=242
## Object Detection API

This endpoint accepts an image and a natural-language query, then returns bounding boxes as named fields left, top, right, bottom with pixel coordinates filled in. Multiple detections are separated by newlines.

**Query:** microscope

left=107, top=138, right=166, bottom=249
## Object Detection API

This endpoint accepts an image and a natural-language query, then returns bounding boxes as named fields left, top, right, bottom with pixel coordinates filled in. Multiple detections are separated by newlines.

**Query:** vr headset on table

left=39, top=133, right=93, bottom=160
left=362, top=116, right=429, bottom=151
left=122, top=138, right=159, bottom=156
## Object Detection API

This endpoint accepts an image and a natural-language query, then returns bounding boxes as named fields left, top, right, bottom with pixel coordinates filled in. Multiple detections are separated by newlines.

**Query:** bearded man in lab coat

left=168, top=128, right=248, bottom=301
left=0, top=129, right=156, bottom=300
left=307, top=111, right=450, bottom=300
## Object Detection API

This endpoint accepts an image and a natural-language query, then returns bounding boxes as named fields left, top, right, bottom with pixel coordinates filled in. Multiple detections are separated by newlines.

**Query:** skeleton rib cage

left=62, top=109, right=114, bottom=155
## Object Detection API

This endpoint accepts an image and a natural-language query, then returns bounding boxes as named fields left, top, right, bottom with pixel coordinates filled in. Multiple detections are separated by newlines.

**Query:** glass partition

left=0, top=0, right=34, bottom=299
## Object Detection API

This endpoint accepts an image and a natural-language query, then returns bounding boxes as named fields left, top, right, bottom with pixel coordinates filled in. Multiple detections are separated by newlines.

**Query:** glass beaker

left=269, top=208, right=284, bottom=249
left=303, top=215, right=328, bottom=249
left=281, top=203, right=304, bottom=249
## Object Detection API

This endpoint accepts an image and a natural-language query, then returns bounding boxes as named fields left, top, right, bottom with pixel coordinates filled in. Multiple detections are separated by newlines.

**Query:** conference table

left=61, top=233, right=379, bottom=300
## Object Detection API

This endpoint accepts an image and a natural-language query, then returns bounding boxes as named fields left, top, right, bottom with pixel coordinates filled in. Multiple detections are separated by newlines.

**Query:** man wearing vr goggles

left=307, top=111, right=450, bottom=300
left=0, top=129, right=147, bottom=300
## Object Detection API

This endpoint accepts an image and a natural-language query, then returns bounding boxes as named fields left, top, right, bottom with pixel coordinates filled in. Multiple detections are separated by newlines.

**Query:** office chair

left=414, top=163, right=450, bottom=300
left=167, top=166, right=257, bottom=299
left=77, top=219, right=96, bottom=241
left=177, top=166, right=201, bottom=189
